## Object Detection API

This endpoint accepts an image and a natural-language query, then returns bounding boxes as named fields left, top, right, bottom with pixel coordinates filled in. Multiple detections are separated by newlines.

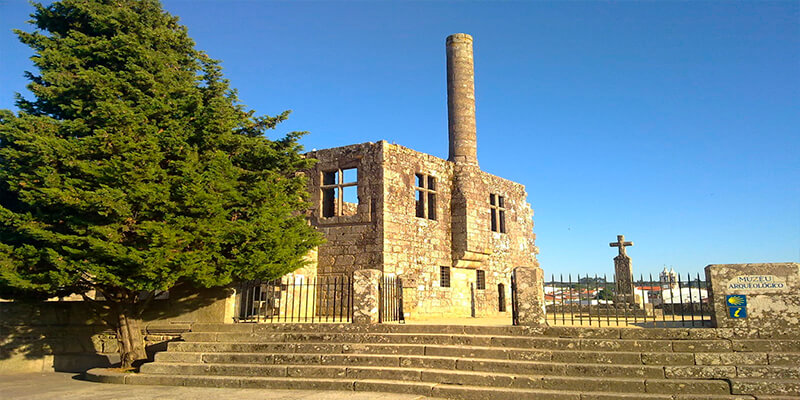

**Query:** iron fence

left=235, top=275, right=353, bottom=323
left=378, top=275, right=404, bottom=323
left=544, top=272, right=712, bottom=327
left=511, top=270, right=519, bottom=326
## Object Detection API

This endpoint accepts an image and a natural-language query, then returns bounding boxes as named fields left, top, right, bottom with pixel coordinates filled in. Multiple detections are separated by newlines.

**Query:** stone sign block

left=705, top=263, right=800, bottom=331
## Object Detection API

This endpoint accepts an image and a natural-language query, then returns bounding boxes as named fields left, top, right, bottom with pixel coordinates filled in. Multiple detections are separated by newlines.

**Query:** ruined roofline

left=303, top=141, right=378, bottom=157
left=304, top=139, right=529, bottom=193
left=380, top=141, right=527, bottom=191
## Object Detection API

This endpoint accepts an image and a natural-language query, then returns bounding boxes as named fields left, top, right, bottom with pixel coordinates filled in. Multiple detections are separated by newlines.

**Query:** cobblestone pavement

left=0, top=372, right=436, bottom=400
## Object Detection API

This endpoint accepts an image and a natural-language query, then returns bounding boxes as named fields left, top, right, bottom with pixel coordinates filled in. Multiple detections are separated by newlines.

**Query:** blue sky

left=1, top=1, right=798, bottom=278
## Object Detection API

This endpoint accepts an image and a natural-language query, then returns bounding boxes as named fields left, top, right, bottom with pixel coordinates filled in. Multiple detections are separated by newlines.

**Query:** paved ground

left=0, top=372, right=437, bottom=400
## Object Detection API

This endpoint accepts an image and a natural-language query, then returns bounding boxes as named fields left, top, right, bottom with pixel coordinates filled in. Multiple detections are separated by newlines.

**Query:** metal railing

left=235, top=275, right=353, bottom=323
left=511, top=270, right=519, bottom=326
left=378, top=275, right=404, bottom=323
left=544, top=272, right=712, bottom=327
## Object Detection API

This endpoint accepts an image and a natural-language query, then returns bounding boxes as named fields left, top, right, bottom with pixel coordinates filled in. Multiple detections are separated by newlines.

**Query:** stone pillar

left=352, top=269, right=381, bottom=324
left=705, top=263, right=799, bottom=332
left=614, top=255, right=636, bottom=305
left=513, top=266, right=546, bottom=326
left=446, top=33, right=478, bottom=166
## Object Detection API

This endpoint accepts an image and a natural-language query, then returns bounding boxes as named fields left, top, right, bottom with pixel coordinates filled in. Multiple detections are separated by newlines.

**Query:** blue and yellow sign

left=726, top=295, right=747, bottom=319
left=726, top=295, right=747, bottom=307
left=729, top=306, right=747, bottom=319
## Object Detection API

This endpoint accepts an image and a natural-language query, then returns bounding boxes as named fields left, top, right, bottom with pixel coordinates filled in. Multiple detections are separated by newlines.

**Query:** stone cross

left=609, top=234, right=636, bottom=306
left=609, top=235, right=633, bottom=257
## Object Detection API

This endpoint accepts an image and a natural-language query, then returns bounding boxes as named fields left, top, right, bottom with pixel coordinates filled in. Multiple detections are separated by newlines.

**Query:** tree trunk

left=116, top=304, right=147, bottom=369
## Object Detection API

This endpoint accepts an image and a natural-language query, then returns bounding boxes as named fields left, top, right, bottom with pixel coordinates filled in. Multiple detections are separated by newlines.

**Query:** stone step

left=190, top=323, right=540, bottom=336
left=731, top=379, right=800, bottom=396
left=106, top=372, right=590, bottom=400
left=153, top=324, right=799, bottom=398
left=188, top=323, right=768, bottom=339
left=182, top=331, right=764, bottom=353
left=181, top=331, right=583, bottom=348
left=140, top=362, right=654, bottom=393
left=147, top=352, right=666, bottom=378
left=152, top=351, right=794, bottom=382
left=735, top=366, right=800, bottom=380
left=91, top=369, right=754, bottom=400
left=165, top=341, right=647, bottom=364
left=200, top=330, right=800, bottom=353
left=165, top=340, right=795, bottom=367
left=189, top=323, right=800, bottom=340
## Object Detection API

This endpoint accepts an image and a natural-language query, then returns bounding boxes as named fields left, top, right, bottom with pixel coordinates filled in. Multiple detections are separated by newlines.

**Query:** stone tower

left=447, top=33, right=489, bottom=268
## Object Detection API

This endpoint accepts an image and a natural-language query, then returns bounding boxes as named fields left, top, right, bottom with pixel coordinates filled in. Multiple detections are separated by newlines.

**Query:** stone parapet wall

left=0, top=285, right=231, bottom=373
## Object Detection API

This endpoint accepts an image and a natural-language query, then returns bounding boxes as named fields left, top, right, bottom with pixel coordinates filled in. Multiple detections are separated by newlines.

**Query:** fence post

left=513, top=266, right=546, bottom=326
left=353, top=269, right=382, bottom=324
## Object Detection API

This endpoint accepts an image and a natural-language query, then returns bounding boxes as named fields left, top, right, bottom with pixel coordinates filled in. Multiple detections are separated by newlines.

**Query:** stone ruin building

left=299, top=33, right=540, bottom=319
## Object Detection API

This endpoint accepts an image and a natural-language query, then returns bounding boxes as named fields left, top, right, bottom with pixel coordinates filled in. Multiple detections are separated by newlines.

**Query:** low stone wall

left=706, top=263, right=800, bottom=330
left=0, top=285, right=234, bottom=373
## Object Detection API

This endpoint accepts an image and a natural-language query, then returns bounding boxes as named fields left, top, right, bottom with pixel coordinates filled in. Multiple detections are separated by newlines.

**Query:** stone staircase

left=90, top=324, right=800, bottom=399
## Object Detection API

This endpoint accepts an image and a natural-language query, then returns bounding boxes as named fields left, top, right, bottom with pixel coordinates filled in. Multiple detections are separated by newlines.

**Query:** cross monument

left=609, top=235, right=636, bottom=306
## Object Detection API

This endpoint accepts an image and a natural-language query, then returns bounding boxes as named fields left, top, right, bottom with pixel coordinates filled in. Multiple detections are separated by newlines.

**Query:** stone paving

left=0, top=372, right=438, bottom=400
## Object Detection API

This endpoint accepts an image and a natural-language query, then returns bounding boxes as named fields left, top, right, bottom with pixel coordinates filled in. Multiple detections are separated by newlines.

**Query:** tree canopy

left=0, top=0, right=322, bottom=365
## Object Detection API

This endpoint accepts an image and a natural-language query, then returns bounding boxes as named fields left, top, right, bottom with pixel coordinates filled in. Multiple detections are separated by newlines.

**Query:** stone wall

left=476, top=171, right=538, bottom=316
left=380, top=143, right=538, bottom=318
left=304, top=141, right=539, bottom=319
left=306, top=143, right=384, bottom=278
left=706, top=263, right=800, bottom=332
left=0, top=285, right=233, bottom=373
left=381, top=143, right=460, bottom=316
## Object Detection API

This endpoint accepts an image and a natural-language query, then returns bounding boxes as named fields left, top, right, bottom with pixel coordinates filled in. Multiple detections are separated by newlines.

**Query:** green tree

left=596, top=288, right=614, bottom=301
left=0, top=0, right=322, bottom=368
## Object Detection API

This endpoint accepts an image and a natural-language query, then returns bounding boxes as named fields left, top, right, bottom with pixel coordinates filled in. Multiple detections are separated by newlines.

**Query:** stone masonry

left=302, top=34, right=540, bottom=319
left=706, top=262, right=800, bottom=331
left=610, top=234, right=636, bottom=305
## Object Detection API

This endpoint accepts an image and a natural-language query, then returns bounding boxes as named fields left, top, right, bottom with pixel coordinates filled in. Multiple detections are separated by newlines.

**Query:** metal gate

left=235, top=275, right=353, bottom=323
left=378, top=275, right=405, bottom=323
left=544, top=272, right=712, bottom=327
left=511, top=270, right=519, bottom=325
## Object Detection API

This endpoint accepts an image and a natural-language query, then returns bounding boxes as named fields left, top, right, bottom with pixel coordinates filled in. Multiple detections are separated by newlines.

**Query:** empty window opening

left=489, top=194, right=506, bottom=233
left=415, top=173, right=437, bottom=220
left=321, top=167, right=358, bottom=217
left=498, top=283, right=506, bottom=312
left=440, top=266, right=451, bottom=288
left=476, top=270, right=486, bottom=290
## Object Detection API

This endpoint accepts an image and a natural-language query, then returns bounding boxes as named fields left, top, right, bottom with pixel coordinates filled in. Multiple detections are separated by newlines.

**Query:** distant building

left=660, top=266, right=678, bottom=289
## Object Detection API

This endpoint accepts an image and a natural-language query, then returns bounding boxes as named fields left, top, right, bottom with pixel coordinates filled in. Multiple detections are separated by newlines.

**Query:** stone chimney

left=448, top=33, right=489, bottom=269
left=446, top=33, right=478, bottom=166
